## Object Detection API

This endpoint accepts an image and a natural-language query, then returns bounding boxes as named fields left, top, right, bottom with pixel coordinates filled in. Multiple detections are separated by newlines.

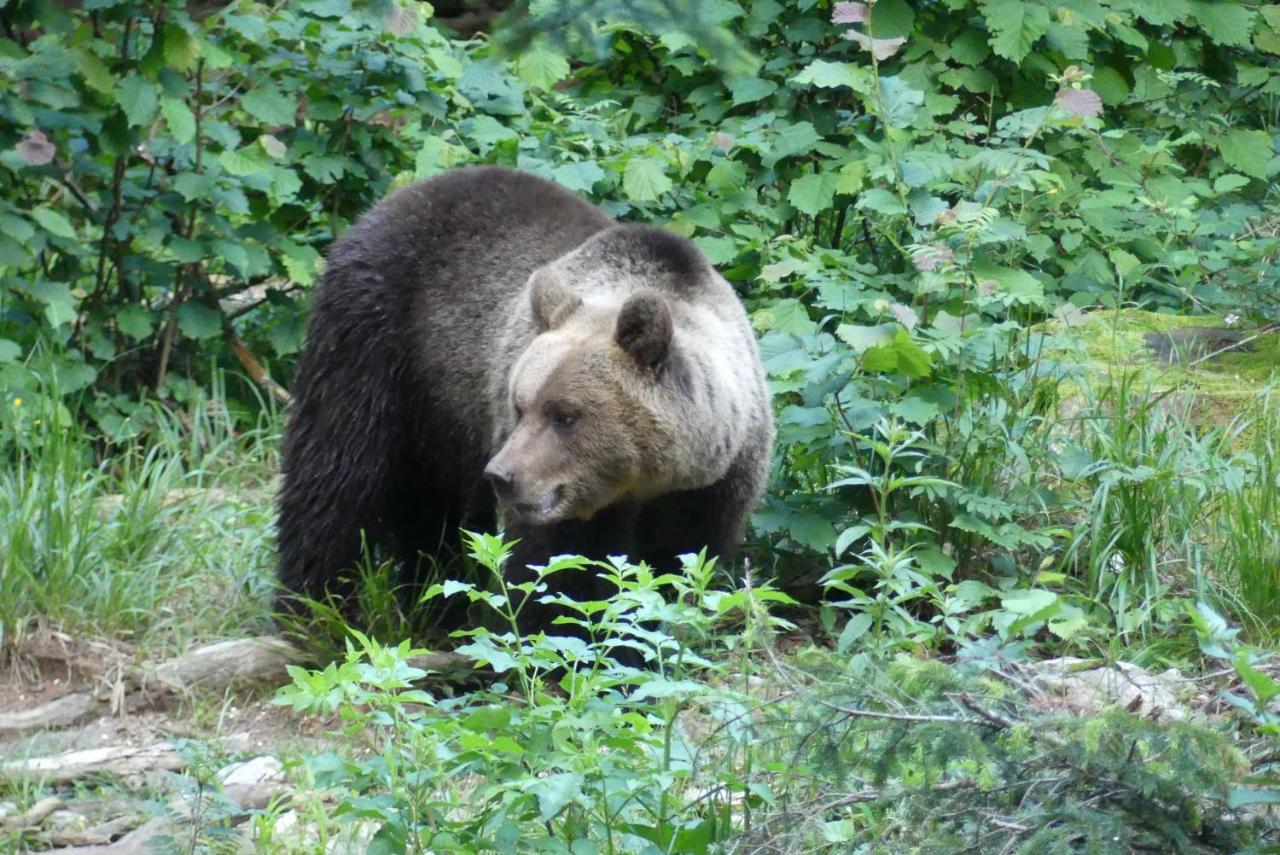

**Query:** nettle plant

left=275, top=532, right=794, bottom=853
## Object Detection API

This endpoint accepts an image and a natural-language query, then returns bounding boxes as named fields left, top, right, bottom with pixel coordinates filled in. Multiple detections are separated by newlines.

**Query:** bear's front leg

left=500, top=506, right=638, bottom=639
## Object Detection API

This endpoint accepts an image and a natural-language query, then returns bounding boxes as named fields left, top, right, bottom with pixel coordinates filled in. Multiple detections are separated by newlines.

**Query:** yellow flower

left=11, top=397, right=20, bottom=407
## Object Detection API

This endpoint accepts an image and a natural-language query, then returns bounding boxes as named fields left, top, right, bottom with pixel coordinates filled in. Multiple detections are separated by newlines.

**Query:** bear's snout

left=483, top=459, right=517, bottom=497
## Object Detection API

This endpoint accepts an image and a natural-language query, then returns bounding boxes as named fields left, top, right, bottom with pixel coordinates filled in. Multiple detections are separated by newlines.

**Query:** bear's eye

left=551, top=411, right=578, bottom=430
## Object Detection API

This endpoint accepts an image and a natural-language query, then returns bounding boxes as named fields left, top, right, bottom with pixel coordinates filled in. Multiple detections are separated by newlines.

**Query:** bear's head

left=483, top=266, right=680, bottom=525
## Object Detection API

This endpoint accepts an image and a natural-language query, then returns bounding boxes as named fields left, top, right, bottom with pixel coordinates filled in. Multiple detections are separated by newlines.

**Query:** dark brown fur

left=277, top=166, right=773, bottom=633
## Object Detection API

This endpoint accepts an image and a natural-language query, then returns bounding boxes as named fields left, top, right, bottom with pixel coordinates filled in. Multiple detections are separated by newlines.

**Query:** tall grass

left=1211, top=391, right=1280, bottom=636
left=0, top=373, right=279, bottom=656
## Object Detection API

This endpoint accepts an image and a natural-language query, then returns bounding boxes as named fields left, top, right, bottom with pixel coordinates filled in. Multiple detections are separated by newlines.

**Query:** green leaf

left=727, top=75, right=778, bottom=105
left=972, top=257, right=1045, bottom=304
left=177, top=302, right=221, bottom=340
left=163, top=24, right=200, bottom=70
left=982, top=0, right=1050, bottom=62
left=117, top=75, right=159, bottom=127
left=75, top=48, right=115, bottom=94
left=27, top=280, right=77, bottom=327
left=515, top=41, right=570, bottom=91
left=161, top=98, right=196, bottom=144
left=787, top=172, right=840, bottom=216
left=706, top=159, right=746, bottom=190
left=1193, top=0, right=1255, bottom=45
left=31, top=207, right=76, bottom=239
left=1217, top=129, right=1274, bottom=179
left=241, top=82, right=297, bottom=126
left=623, top=157, right=673, bottom=202
left=836, top=613, right=873, bottom=652
left=791, top=60, right=864, bottom=91
left=869, top=0, right=915, bottom=37
left=115, top=306, right=154, bottom=340
left=878, top=76, right=924, bottom=127
left=0, top=212, right=35, bottom=244
left=533, top=772, right=584, bottom=822
left=1000, top=588, right=1058, bottom=614
left=752, top=298, right=816, bottom=335
left=862, top=329, right=932, bottom=377
left=218, top=147, right=267, bottom=176
left=0, top=339, right=20, bottom=362
left=836, top=323, right=895, bottom=352
left=1213, top=173, right=1251, bottom=193
left=551, top=160, right=603, bottom=194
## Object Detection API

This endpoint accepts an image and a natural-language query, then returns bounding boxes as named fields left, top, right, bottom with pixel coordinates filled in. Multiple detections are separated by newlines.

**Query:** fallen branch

left=0, top=692, right=97, bottom=734
left=0, top=743, right=185, bottom=785
left=225, top=327, right=292, bottom=406
left=149, top=637, right=302, bottom=692
left=0, top=796, right=65, bottom=830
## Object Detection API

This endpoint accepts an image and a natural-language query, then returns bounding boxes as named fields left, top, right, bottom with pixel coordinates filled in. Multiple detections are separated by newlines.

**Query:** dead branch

left=0, top=692, right=97, bottom=734
left=0, top=743, right=184, bottom=785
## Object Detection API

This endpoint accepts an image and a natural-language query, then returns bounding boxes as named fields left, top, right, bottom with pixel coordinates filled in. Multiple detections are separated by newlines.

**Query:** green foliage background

left=0, top=0, right=1277, bottom=605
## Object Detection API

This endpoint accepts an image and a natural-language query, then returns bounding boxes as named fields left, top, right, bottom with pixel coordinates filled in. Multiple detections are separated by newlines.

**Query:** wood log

left=0, top=795, right=64, bottom=830
left=0, top=692, right=97, bottom=733
left=0, top=742, right=184, bottom=785
left=148, top=637, right=303, bottom=691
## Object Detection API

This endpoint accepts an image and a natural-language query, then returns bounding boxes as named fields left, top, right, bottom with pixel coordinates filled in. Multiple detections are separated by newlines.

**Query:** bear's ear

left=529, top=268, right=582, bottom=332
left=615, top=292, right=673, bottom=370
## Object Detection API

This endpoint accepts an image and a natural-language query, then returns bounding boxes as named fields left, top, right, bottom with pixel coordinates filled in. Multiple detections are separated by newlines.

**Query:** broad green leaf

left=75, top=48, right=114, bottom=94
left=163, top=24, right=199, bottom=70
left=752, top=298, right=816, bottom=334
left=27, top=280, right=77, bottom=327
left=161, top=97, right=196, bottom=144
left=115, top=306, right=153, bottom=340
left=533, top=772, right=584, bottom=822
left=622, top=157, right=673, bottom=202
left=836, top=323, right=895, bottom=352
left=0, top=339, right=20, bottom=362
left=862, top=329, right=932, bottom=377
left=706, top=159, right=746, bottom=190
left=982, top=0, right=1050, bottom=62
left=728, top=75, right=778, bottom=105
left=31, top=207, right=76, bottom=239
left=241, top=82, right=297, bottom=126
left=0, top=212, right=35, bottom=244
left=869, top=0, right=914, bottom=37
left=177, top=302, right=221, bottom=340
left=515, top=41, right=570, bottom=91
left=791, top=60, right=864, bottom=91
left=218, top=147, right=267, bottom=176
left=788, top=172, right=840, bottom=216
left=1000, top=588, right=1058, bottom=614
left=1193, top=0, right=1255, bottom=46
left=552, top=160, right=603, bottom=194
left=1120, top=0, right=1191, bottom=26
left=117, top=75, right=159, bottom=127
left=878, top=76, right=924, bottom=127
left=1217, top=129, right=1274, bottom=179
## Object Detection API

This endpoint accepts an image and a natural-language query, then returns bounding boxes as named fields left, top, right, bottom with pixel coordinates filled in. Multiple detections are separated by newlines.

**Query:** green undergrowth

left=0, top=371, right=278, bottom=657
left=259, top=535, right=1279, bottom=853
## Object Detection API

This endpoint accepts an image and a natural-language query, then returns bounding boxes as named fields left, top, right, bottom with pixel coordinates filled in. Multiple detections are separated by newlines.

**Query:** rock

left=1030, top=657, right=1188, bottom=721
left=216, top=754, right=283, bottom=788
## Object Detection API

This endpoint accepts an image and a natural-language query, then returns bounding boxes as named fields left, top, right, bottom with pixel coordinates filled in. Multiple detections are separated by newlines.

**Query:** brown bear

left=276, top=166, right=774, bottom=631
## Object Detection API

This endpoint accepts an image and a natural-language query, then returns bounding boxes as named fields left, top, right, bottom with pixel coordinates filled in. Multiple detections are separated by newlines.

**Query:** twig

left=954, top=693, right=1017, bottom=729
left=818, top=700, right=983, bottom=726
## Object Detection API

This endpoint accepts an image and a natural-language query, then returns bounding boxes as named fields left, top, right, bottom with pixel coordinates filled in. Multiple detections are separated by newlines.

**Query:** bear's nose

left=483, top=461, right=516, bottom=496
